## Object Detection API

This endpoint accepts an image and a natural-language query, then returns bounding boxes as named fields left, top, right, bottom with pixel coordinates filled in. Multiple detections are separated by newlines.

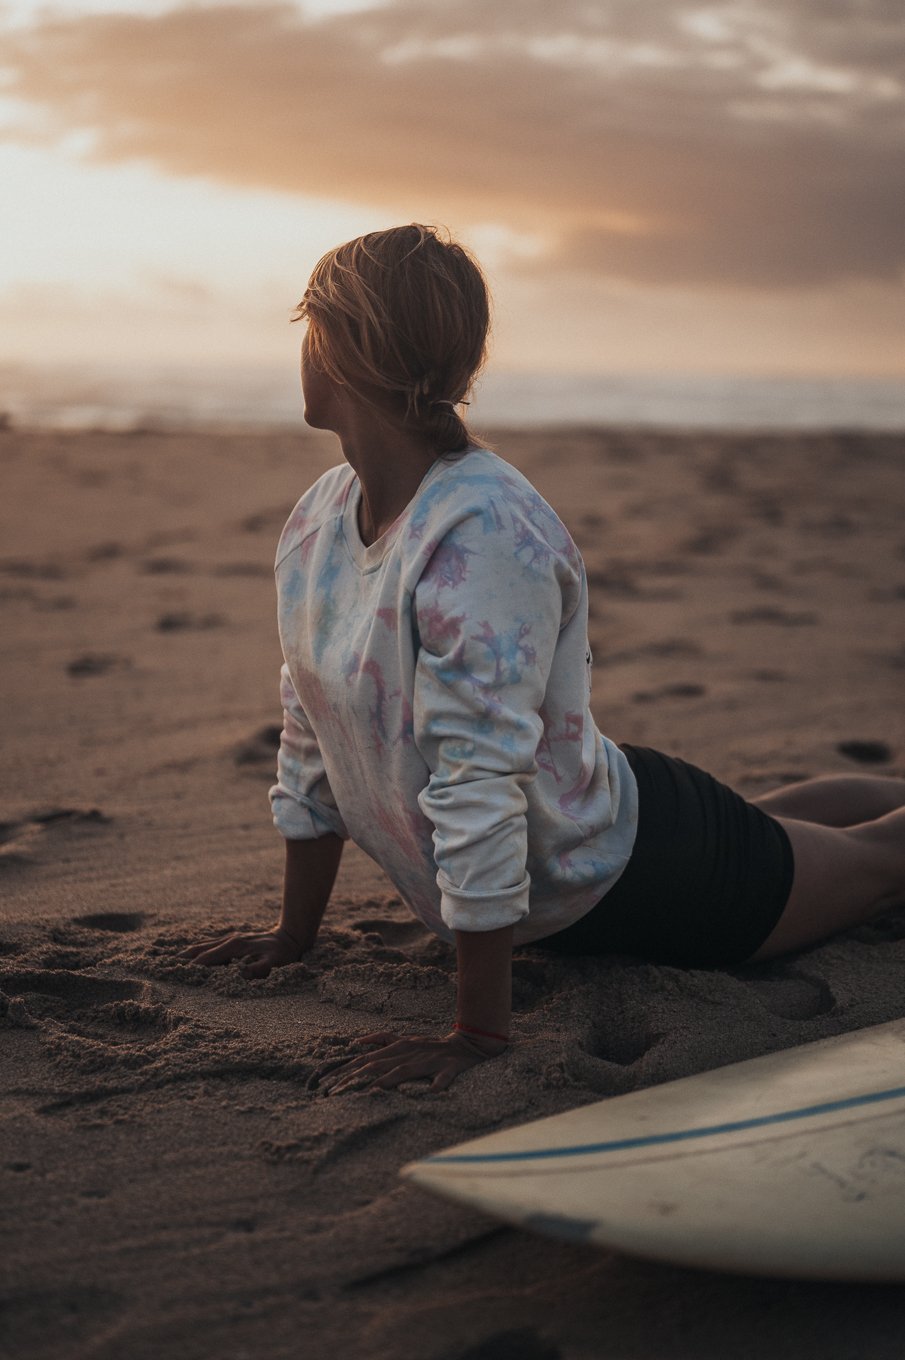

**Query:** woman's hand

left=177, top=925, right=304, bottom=979
left=317, top=1029, right=508, bottom=1095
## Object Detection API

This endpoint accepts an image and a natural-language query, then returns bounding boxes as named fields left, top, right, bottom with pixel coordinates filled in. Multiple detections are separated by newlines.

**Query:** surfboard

left=401, top=1018, right=905, bottom=1281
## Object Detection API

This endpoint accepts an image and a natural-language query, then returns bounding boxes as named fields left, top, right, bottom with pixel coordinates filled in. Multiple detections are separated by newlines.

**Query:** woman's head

left=294, top=224, right=490, bottom=453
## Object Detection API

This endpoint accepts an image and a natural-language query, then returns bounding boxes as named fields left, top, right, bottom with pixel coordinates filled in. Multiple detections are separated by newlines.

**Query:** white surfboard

left=401, top=1019, right=905, bottom=1281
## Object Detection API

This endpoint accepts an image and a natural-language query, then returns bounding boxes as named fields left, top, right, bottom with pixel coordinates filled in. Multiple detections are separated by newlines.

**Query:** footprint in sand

left=866, top=584, right=905, bottom=603
left=597, top=638, right=704, bottom=668
left=631, top=683, right=706, bottom=704
left=586, top=568, right=683, bottom=602
left=239, top=506, right=293, bottom=534
left=73, top=912, right=146, bottom=933
left=748, top=669, right=788, bottom=683
left=742, top=970, right=836, bottom=1022
left=84, top=542, right=125, bottom=563
left=1, top=967, right=153, bottom=1033
left=0, top=808, right=111, bottom=865
left=0, top=558, right=68, bottom=581
left=585, top=1016, right=663, bottom=1069
left=878, top=646, right=905, bottom=672
left=138, top=556, right=194, bottom=575
left=750, top=570, right=784, bottom=592
left=155, top=611, right=225, bottom=632
left=233, top=725, right=282, bottom=770
left=730, top=607, right=819, bottom=626
left=0, top=968, right=146, bottom=1010
left=211, top=561, right=272, bottom=578
left=347, top=914, right=456, bottom=968
left=34, top=594, right=77, bottom=611
left=681, top=525, right=736, bottom=555
left=836, top=739, right=892, bottom=764
left=66, top=653, right=130, bottom=677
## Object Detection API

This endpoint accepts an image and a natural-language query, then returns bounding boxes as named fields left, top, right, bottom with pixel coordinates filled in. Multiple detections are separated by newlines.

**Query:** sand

left=2, top=423, right=904, bottom=1360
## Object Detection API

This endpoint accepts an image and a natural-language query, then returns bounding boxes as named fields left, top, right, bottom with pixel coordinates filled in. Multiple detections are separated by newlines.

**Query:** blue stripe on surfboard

left=424, top=1084, right=905, bottom=1165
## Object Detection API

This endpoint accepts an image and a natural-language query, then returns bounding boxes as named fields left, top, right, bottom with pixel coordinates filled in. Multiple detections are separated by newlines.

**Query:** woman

left=180, top=224, right=905, bottom=1094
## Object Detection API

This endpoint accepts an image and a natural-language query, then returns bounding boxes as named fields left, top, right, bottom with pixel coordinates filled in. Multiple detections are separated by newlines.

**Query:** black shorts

left=540, top=744, right=795, bottom=968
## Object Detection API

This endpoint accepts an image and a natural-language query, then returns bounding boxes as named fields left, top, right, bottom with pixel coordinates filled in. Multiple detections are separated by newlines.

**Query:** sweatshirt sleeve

left=269, top=664, right=349, bottom=841
left=412, top=501, right=575, bottom=933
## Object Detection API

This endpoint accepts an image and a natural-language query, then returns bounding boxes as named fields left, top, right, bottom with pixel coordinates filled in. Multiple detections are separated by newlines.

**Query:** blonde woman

left=181, top=225, right=905, bottom=1094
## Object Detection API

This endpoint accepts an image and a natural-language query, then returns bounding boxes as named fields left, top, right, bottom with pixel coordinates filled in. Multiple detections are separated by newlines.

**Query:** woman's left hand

left=317, top=1029, right=507, bottom=1095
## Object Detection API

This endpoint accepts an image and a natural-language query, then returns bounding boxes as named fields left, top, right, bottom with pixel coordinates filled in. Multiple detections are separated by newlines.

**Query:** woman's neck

left=340, top=416, right=441, bottom=547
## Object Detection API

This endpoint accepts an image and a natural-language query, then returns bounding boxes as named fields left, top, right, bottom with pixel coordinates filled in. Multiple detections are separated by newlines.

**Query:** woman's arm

left=454, top=924, right=513, bottom=1048
left=317, top=922, right=512, bottom=1094
left=177, top=832, right=344, bottom=975
left=278, top=832, right=344, bottom=954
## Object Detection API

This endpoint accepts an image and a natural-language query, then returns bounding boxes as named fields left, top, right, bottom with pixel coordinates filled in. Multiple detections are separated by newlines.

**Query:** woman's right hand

left=177, top=925, right=305, bottom=979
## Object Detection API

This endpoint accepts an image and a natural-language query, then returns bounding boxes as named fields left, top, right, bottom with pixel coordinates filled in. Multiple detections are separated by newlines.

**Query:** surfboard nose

left=400, top=1019, right=905, bottom=1282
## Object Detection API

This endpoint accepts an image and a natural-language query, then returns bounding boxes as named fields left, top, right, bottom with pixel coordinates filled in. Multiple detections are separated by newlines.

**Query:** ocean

left=2, top=362, right=904, bottom=433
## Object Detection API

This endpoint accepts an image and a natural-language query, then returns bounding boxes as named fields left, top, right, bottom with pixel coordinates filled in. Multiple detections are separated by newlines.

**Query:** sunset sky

left=2, top=0, right=903, bottom=380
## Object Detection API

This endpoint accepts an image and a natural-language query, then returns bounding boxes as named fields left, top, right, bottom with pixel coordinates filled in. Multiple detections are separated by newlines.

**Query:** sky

left=1, top=0, right=904, bottom=380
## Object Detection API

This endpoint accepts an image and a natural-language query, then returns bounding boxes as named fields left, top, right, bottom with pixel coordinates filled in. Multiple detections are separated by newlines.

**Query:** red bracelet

left=453, top=1021, right=509, bottom=1044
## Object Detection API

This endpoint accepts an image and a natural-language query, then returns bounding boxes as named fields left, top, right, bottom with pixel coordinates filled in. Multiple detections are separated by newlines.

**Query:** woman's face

left=300, top=330, right=343, bottom=433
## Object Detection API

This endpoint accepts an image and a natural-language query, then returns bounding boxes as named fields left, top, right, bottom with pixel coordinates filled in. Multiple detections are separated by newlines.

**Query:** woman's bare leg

left=751, top=775, right=905, bottom=828
left=747, top=806, right=905, bottom=962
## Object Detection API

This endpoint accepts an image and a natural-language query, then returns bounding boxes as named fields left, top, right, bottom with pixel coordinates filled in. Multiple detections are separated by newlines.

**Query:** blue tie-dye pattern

left=271, top=448, right=639, bottom=944
left=310, top=543, right=348, bottom=665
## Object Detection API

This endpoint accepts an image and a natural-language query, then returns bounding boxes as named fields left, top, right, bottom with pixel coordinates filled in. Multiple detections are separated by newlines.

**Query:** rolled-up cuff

left=269, top=787, right=348, bottom=840
left=438, top=873, right=531, bottom=933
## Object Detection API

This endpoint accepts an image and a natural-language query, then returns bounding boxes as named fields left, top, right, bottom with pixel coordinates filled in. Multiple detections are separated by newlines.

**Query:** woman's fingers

left=241, top=955, right=272, bottom=979
left=180, top=933, right=266, bottom=967
left=372, top=1060, right=435, bottom=1090
left=327, top=1050, right=467, bottom=1094
left=331, top=1060, right=412, bottom=1094
left=316, top=1032, right=493, bottom=1095
left=351, top=1031, right=400, bottom=1049
left=177, top=936, right=231, bottom=959
left=187, top=938, right=247, bottom=967
left=320, top=1055, right=378, bottom=1086
left=177, top=930, right=311, bottom=978
left=430, top=1064, right=460, bottom=1092
left=319, top=1049, right=398, bottom=1090
left=316, top=1036, right=404, bottom=1083
left=323, top=1039, right=411, bottom=1080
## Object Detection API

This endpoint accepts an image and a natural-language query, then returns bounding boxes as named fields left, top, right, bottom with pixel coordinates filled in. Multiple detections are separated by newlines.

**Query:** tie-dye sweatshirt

left=270, top=446, right=638, bottom=945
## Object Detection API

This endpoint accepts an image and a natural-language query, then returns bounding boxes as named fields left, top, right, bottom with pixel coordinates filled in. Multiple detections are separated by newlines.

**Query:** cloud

left=2, top=0, right=904, bottom=289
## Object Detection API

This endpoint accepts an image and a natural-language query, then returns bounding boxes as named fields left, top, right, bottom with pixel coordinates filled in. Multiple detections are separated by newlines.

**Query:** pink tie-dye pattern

left=536, top=708, right=585, bottom=781
left=286, top=664, right=334, bottom=726
left=344, top=653, right=391, bottom=756
left=423, top=539, right=473, bottom=589
left=418, top=601, right=466, bottom=647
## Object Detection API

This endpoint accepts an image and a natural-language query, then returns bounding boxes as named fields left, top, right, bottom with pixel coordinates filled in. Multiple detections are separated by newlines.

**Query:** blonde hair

left=293, top=224, right=490, bottom=454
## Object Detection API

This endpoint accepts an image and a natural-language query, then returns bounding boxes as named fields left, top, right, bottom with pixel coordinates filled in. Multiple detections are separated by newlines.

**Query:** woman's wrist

left=453, top=1020, right=509, bottom=1044
left=449, top=1021, right=510, bottom=1057
left=274, top=923, right=308, bottom=957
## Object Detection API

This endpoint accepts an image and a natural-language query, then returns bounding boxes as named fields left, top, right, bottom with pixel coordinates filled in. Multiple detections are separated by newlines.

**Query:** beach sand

left=2, top=424, right=904, bottom=1360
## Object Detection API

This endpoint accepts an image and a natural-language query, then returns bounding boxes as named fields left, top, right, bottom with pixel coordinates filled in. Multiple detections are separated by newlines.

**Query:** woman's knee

left=752, top=775, right=905, bottom=828
left=748, top=818, right=894, bottom=961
